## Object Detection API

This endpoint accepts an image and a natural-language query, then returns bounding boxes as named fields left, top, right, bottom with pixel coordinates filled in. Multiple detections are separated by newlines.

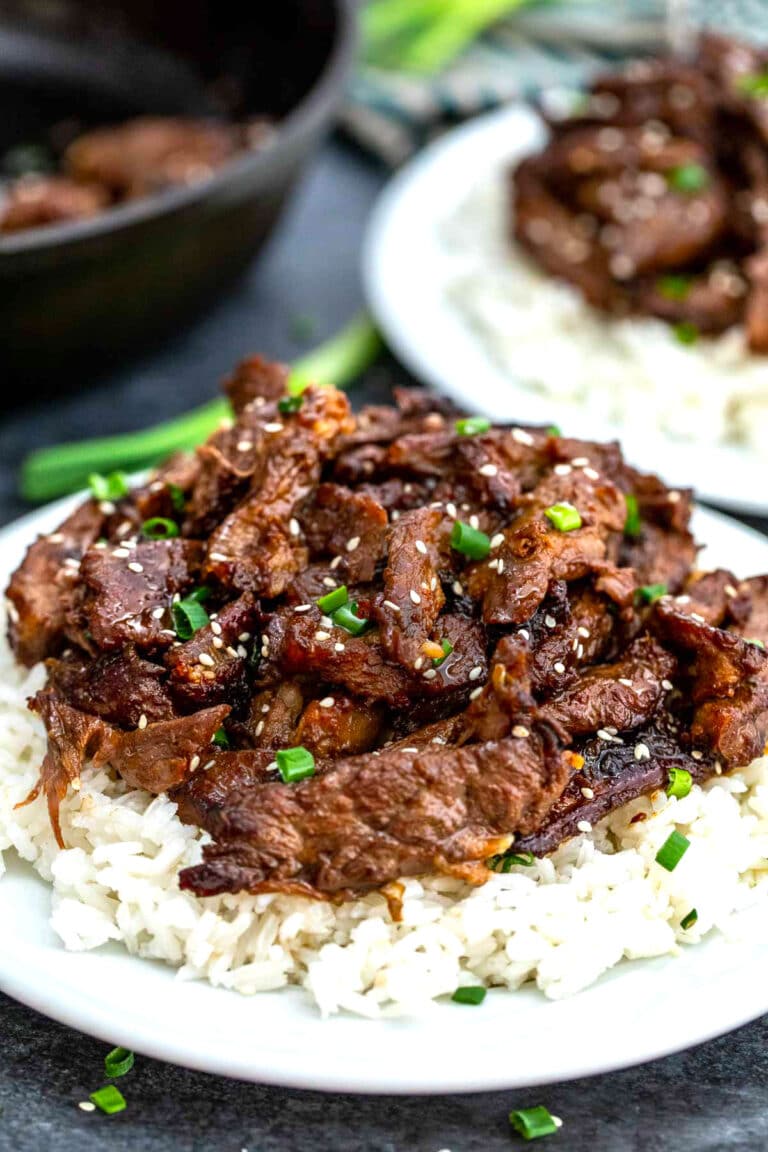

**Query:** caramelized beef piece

left=732, top=576, right=768, bottom=646
left=165, top=594, right=258, bottom=712
left=377, top=507, right=447, bottom=669
left=79, top=539, right=203, bottom=651
left=171, top=749, right=278, bottom=827
left=242, top=682, right=305, bottom=749
left=0, top=176, right=108, bottom=233
left=296, top=695, right=384, bottom=758
left=65, top=117, right=240, bottom=196
left=621, top=476, right=697, bottom=592
left=94, top=704, right=230, bottom=793
left=223, top=355, right=290, bottom=414
left=48, top=649, right=175, bottom=728
left=7, top=500, right=104, bottom=665
left=302, top=483, right=387, bottom=583
left=179, top=727, right=570, bottom=898
left=527, top=580, right=619, bottom=695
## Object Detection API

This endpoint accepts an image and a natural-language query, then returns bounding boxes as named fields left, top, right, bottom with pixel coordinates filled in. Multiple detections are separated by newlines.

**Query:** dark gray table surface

left=1, top=138, right=767, bottom=1152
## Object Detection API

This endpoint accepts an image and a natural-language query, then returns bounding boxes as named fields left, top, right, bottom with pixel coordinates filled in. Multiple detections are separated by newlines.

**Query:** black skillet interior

left=0, top=0, right=351, bottom=385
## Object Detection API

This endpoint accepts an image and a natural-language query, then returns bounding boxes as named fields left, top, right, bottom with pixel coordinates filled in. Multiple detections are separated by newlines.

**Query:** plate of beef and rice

left=2, top=351, right=768, bottom=1093
left=364, top=31, right=768, bottom=516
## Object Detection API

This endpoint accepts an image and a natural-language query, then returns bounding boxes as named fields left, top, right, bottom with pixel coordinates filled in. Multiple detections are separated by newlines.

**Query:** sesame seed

left=71, top=777, right=81, bottom=792
left=479, top=463, right=498, bottom=477
left=190, top=755, right=200, bottom=771
left=668, top=491, right=681, bottom=503
left=383, top=600, right=401, bottom=613
left=112, top=548, right=130, bottom=558
left=618, top=678, right=633, bottom=687
left=48, top=533, right=64, bottom=543
left=413, top=657, right=425, bottom=670
left=330, top=555, right=342, bottom=569
left=138, top=713, right=147, bottom=730
left=319, top=697, right=335, bottom=708
left=212, top=636, right=223, bottom=649
left=423, top=668, right=438, bottom=680
left=577, top=820, right=592, bottom=833
left=634, top=743, right=651, bottom=761
left=724, top=584, right=738, bottom=597
left=346, top=536, right=360, bottom=553
left=571, top=456, right=590, bottom=467
left=263, top=422, right=284, bottom=433
left=676, top=595, right=691, bottom=605
left=545, top=614, right=557, bottom=629
left=577, top=643, right=584, bottom=659
left=452, top=581, right=463, bottom=596
left=597, top=728, right=614, bottom=741
left=469, top=515, right=480, bottom=530
left=128, top=562, right=144, bottom=573
left=261, top=704, right=270, bottom=713
left=490, top=533, right=504, bottom=549
left=314, top=631, right=331, bottom=641
left=553, top=661, right=566, bottom=674
left=691, top=750, right=703, bottom=761
left=554, top=463, right=572, bottom=476
left=209, top=552, right=229, bottom=562
left=99, top=500, right=116, bottom=515
left=334, top=642, right=346, bottom=652
left=662, top=679, right=674, bottom=690
left=519, top=628, right=530, bottom=641
left=255, top=721, right=265, bottom=737
left=152, top=606, right=165, bottom=620
left=577, top=626, right=590, bottom=638
left=512, top=428, right=534, bottom=446
left=400, top=748, right=419, bottom=754
left=415, top=539, right=427, bottom=555
left=469, top=686, right=483, bottom=700
left=430, top=576, right=438, bottom=591
left=78, top=1102, right=96, bottom=1112
left=320, top=615, right=333, bottom=628
left=410, top=589, right=421, bottom=605
left=446, top=502, right=458, bottom=518
left=237, top=645, right=248, bottom=659
left=488, top=558, right=499, bottom=571
left=715, top=761, right=723, bottom=775
left=469, top=666, right=483, bottom=681
left=238, top=632, right=251, bottom=642
left=497, top=559, right=504, bottom=575
left=690, top=612, right=705, bottom=624
left=199, top=653, right=215, bottom=667
left=237, top=440, right=253, bottom=452
left=294, top=604, right=312, bottom=613
left=580, top=787, right=595, bottom=799
left=512, top=724, right=530, bottom=739
left=322, top=577, right=337, bottom=589
left=584, top=467, right=600, bottom=481
left=289, top=518, right=300, bottom=538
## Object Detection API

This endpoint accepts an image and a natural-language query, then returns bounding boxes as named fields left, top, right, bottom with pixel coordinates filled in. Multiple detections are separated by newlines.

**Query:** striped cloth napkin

left=340, top=0, right=760, bottom=166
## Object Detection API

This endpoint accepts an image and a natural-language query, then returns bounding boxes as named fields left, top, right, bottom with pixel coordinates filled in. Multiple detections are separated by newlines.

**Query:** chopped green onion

left=624, top=494, right=641, bottom=538
left=278, top=394, right=304, bottom=415
left=666, top=767, right=693, bottom=799
left=737, top=70, right=768, bottom=97
left=88, top=471, right=129, bottom=502
left=89, top=1086, right=127, bottom=1115
left=433, top=638, right=454, bottom=666
left=286, top=313, right=382, bottom=396
left=167, top=483, right=186, bottom=513
left=655, top=830, right=690, bottom=872
left=509, top=1106, right=559, bottom=1140
left=672, top=320, right=699, bottom=345
left=450, top=520, right=491, bottom=560
left=172, top=594, right=210, bottom=640
left=104, top=1048, right=134, bottom=1078
left=544, top=502, right=582, bottom=533
left=317, top=585, right=348, bottom=614
left=667, top=163, right=709, bottom=193
left=657, top=274, right=692, bottom=301
left=212, top=727, right=230, bottom=750
left=451, top=986, right=486, bottom=1005
left=747, top=637, right=766, bottom=650
left=546, top=424, right=562, bottom=437
left=332, top=601, right=372, bottom=636
left=681, top=908, right=698, bottom=930
left=141, top=517, right=179, bottom=539
left=488, top=850, right=535, bottom=872
left=276, top=746, right=316, bottom=783
left=637, top=583, right=668, bottom=604
left=455, top=416, right=491, bottom=436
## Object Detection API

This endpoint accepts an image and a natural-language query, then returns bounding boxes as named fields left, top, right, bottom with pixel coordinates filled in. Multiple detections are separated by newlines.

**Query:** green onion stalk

left=21, top=314, right=382, bottom=503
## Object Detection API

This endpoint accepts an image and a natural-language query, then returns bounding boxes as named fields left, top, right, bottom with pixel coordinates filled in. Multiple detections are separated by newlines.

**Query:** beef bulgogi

left=512, top=33, right=768, bottom=350
left=7, top=358, right=768, bottom=902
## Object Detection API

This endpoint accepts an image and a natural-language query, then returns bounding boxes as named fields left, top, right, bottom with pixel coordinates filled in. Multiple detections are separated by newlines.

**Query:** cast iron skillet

left=0, top=0, right=355, bottom=379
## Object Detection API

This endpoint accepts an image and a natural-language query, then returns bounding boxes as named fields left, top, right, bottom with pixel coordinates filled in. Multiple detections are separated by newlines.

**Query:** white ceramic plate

left=2, top=497, right=768, bottom=1094
left=363, top=103, right=768, bottom=517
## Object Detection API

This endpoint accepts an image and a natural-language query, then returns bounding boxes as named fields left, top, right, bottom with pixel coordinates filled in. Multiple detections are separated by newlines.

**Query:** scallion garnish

left=455, top=416, right=491, bottom=436
left=488, top=850, right=536, bottom=873
left=450, top=520, right=491, bottom=560
left=666, top=767, right=693, bottom=799
left=167, top=483, right=186, bottom=513
left=655, top=829, right=690, bottom=872
left=332, top=601, right=371, bottom=636
left=681, top=908, right=698, bottom=930
left=509, top=1106, right=559, bottom=1140
left=104, top=1048, right=134, bottom=1078
left=276, top=746, right=316, bottom=783
left=737, top=70, right=768, bottom=97
left=278, top=394, right=304, bottom=415
left=657, top=274, right=692, bottom=301
left=673, top=320, right=699, bottom=345
left=624, top=494, right=641, bottom=538
left=88, top=471, right=128, bottom=502
left=433, top=638, right=454, bottom=666
left=637, top=583, right=668, bottom=604
left=544, top=502, right=582, bottom=533
left=667, top=163, right=709, bottom=193
left=172, top=591, right=210, bottom=640
left=212, top=727, right=230, bottom=750
left=546, top=424, right=562, bottom=437
left=747, top=637, right=766, bottom=650
left=451, top=986, right=486, bottom=1005
left=141, top=517, right=179, bottom=539
left=317, top=585, right=348, bottom=615
left=89, top=1085, right=127, bottom=1115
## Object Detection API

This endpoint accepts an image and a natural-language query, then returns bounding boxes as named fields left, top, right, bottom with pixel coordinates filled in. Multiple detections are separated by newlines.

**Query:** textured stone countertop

left=1, top=139, right=767, bottom=1152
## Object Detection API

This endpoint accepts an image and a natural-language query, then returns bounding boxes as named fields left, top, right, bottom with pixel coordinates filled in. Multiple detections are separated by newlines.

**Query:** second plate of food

left=363, top=102, right=768, bottom=516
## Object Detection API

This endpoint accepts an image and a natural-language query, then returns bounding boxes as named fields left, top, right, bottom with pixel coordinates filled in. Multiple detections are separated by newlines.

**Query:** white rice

left=2, top=623, right=768, bottom=1017
left=443, top=169, right=768, bottom=451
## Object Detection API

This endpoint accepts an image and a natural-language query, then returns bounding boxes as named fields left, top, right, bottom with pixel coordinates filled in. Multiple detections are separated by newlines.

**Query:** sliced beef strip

left=468, top=467, right=626, bottom=625
left=241, top=682, right=305, bottom=749
left=377, top=507, right=447, bottom=669
left=621, top=474, right=697, bottom=592
left=47, top=648, right=175, bottom=728
left=527, top=580, right=619, bottom=695
left=204, top=386, right=354, bottom=596
left=178, top=726, right=571, bottom=899
left=541, top=635, right=676, bottom=736
left=170, top=749, right=279, bottom=827
left=295, top=695, right=385, bottom=759
left=164, top=594, right=258, bottom=712
left=223, top=355, right=290, bottom=414
left=301, top=483, right=388, bottom=584
left=79, top=538, right=203, bottom=651
left=7, top=500, right=104, bottom=666
left=732, top=575, right=768, bottom=646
